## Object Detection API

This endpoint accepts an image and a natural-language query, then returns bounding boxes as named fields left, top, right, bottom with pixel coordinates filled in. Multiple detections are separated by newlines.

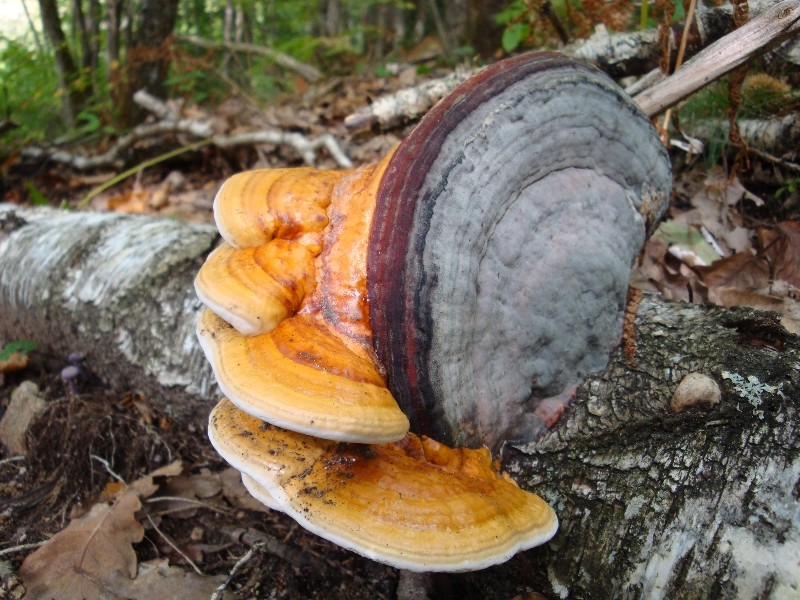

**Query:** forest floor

left=1, top=62, right=799, bottom=599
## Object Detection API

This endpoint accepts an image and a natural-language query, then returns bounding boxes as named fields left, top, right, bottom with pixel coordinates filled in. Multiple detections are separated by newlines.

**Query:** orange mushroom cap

left=209, top=398, right=558, bottom=572
left=194, top=239, right=316, bottom=336
left=197, top=155, right=410, bottom=443
left=197, top=309, right=409, bottom=443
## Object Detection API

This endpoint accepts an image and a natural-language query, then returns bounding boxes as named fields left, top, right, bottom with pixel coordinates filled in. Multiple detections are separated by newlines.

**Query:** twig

left=145, top=495, right=236, bottom=516
left=214, top=131, right=352, bottom=168
left=145, top=511, right=204, bottom=576
left=217, top=524, right=330, bottom=577
left=747, top=146, right=800, bottom=173
left=26, top=89, right=352, bottom=177
left=0, top=541, right=47, bottom=557
left=658, top=0, right=698, bottom=142
left=176, top=35, right=322, bottom=83
left=78, top=138, right=213, bottom=206
left=208, top=541, right=265, bottom=600
left=0, top=456, right=25, bottom=467
left=634, top=0, right=800, bottom=117
left=90, top=454, right=125, bottom=483
left=133, top=90, right=177, bottom=120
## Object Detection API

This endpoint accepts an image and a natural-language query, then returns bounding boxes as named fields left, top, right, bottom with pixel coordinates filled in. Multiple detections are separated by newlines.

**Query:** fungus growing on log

left=196, top=51, right=671, bottom=571
left=210, top=398, right=558, bottom=572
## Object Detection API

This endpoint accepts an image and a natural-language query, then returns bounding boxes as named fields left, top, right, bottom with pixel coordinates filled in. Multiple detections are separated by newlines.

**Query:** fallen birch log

left=0, top=202, right=797, bottom=598
left=688, top=113, right=800, bottom=157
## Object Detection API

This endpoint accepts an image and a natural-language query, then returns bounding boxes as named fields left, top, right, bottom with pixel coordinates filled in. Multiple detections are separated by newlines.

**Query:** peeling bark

left=0, top=203, right=798, bottom=597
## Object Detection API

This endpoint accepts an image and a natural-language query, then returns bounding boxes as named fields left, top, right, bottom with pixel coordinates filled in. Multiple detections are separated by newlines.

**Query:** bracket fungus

left=196, top=52, right=671, bottom=571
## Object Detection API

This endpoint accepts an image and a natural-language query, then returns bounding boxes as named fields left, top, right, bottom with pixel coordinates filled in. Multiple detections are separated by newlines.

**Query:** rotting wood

left=0, top=202, right=797, bottom=597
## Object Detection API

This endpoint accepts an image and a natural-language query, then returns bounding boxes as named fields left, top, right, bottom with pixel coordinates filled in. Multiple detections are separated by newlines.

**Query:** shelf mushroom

left=196, top=51, right=672, bottom=571
left=210, top=398, right=558, bottom=571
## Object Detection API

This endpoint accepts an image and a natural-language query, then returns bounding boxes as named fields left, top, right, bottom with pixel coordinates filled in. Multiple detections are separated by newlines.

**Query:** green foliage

left=677, top=74, right=798, bottom=165
left=0, top=38, right=62, bottom=143
left=495, top=0, right=527, bottom=26
left=23, top=181, right=49, bottom=205
left=776, top=178, right=800, bottom=199
left=0, top=339, right=37, bottom=362
left=495, top=0, right=530, bottom=52
left=502, top=22, right=531, bottom=53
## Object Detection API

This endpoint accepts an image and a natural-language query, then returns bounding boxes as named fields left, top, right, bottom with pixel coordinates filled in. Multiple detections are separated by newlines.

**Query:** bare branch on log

left=213, top=130, right=353, bottom=169
left=0, top=203, right=798, bottom=598
left=343, top=67, right=475, bottom=130
left=22, top=118, right=214, bottom=170
left=132, top=88, right=179, bottom=120
left=344, top=0, right=799, bottom=131
left=175, top=34, right=322, bottom=83
left=568, top=0, right=796, bottom=77
left=634, top=0, right=800, bottom=116
left=22, top=90, right=353, bottom=170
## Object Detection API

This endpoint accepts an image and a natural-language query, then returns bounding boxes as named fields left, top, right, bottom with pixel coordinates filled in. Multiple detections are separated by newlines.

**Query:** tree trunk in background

left=1, top=202, right=798, bottom=598
left=38, top=0, right=88, bottom=127
left=117, top=0, right=180, bottom=126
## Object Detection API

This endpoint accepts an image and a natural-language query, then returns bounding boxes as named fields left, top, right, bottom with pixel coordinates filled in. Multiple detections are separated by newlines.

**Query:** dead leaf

left=107, top=189, right=148, bottom=213
left=154, top=469, right=224, bottom=518
left=0, top=381, right=46, bottom=455
left=758, top=221, right=800, bottom=288
left=697, top=252, right=770, bottom=293
left=19, top=462, right=185, bottom=600
left=218, top=467, right=273, bottom=514
left=19, top=490, right=144, bottom=600
left=126, top=460, right=183, bottom=498
left=657, top=220, right=721, bottom=266
left=112, top=558, right=226, bottom=598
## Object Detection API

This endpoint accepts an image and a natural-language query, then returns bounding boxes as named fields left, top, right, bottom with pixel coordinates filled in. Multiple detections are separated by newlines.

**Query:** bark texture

left=0, top=203, right=797, bottom=598
left=0, top=203, right=218, bottom=423
left=498, top=299, right=799, bottom=599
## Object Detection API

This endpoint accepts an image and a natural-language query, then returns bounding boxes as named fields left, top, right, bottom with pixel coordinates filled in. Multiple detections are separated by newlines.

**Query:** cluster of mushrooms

left=196, top=52, right=671, bottom=572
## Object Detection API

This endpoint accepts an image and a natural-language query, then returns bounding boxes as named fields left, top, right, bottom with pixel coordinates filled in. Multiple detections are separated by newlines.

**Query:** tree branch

left=22, top=90, right=352, bottom=170
left=175, top=34, right=322, bottom=83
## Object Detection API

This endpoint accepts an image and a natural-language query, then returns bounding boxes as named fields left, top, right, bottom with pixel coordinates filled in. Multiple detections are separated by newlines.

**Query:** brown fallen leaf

left=759, top=221, right=800, bottom=288
left=19, top=461, right=183, bottom=600
left=217, top=467, right=273, bottom=514
left=19, top=490, right=144, bottom=600
left=154, top=469, right=224, bottom=518
left=112, top=558, right=226, bottom=598
left=696, top=251, right=770, bottom=291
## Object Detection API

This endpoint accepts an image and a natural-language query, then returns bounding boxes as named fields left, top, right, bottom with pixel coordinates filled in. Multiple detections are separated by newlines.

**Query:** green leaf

left=656, top=221, right=721, bottom=266
left=76, top=110, right=101, bottom=134
left=502, top=23, right=530, bottom=53
left=494, top=0, right=527, bottom=25
left=0, top=340, right=37, bottom=361
left=23, top=181, right=49, bottom=205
